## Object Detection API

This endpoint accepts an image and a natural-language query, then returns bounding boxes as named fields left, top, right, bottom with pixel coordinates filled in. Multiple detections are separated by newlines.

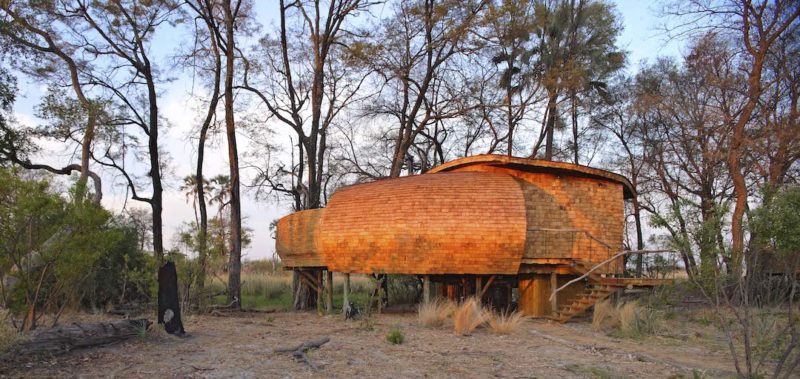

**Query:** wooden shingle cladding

left=274, top=155, right=629, bottom=275
left=275, top=209, right=323, bottom=268
left=439, top=164, right=625, bottom=273
left=319, top=172, right=527, bottom=274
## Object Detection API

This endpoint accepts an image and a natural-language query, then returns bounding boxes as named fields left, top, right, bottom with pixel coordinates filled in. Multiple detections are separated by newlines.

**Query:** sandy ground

left=0, top=311, right=740, bottom=379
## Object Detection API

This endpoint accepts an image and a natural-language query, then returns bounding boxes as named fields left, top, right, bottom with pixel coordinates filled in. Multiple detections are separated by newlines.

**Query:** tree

left=0, top=2, right=103, bottom=202
left=528, top=0, right=624, bottom=162
left=365, top=0, right=485, bottom=177
left=182, top=0, right=226, bottom=309
left=591, top=74, right=647, bottom=276
left=694, top=186, right=800, bottom=378
left=242, top=0, right=372, bottom=207
left=451, top=0, right=544, bottom=157
left=187, top=0, right=257, bottom=308
left=58, top=0, right=182, bottom=263
left=663, top=0, right=800, bottom=276
left=634, top=42, right=738, bottom=279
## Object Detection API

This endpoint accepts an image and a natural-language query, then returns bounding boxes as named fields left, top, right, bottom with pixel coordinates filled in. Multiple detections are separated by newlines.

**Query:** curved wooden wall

left=319, top=172, right=527, bottom=274
left=275, top=209, right=323, bottom=268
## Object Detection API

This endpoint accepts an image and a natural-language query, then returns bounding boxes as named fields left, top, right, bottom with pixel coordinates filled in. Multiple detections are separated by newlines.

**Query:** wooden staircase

left=552, top=284, right=618, bottom=323
left=551, top=260, right=672, bottom=323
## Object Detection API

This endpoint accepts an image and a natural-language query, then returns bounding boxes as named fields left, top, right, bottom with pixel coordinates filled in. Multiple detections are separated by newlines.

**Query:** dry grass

left=417, top=299, right=455, bottom=328
left=592, top=299, right=618, bottom=331
left=453, top=297, right=488, bottom=335
left=487, top=311, right=526, bottom=334
left=618, top=302, right=639, bottom=334
left=592, top=300, right=660, bottom=337
left=0, top=310, right=21, bottom=354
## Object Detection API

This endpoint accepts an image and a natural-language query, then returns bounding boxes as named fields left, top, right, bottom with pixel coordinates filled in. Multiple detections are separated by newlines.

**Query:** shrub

left=453, top=297, right=488, bottom=335
left=418, top=299, right=455, bottom=328
left=386, top=328, right=405, bottom=344
left=487, top=311, right=525, bottom=334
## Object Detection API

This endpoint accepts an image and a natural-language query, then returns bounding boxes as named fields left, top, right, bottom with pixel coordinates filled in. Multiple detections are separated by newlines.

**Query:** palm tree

left=180, top=175, right=211, bottom=225
left=529, top=0, right=624, bottom=162
left=208, top=175, right=231, bottom=217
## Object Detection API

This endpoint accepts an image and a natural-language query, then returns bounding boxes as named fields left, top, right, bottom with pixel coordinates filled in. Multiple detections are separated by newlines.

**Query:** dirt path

left=0, top=312, right=736, bottom=378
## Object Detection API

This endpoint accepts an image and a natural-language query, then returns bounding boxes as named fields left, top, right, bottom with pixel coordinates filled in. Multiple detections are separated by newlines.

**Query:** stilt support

left=550, top=272, right=558, bottom=316
left=423, top=275, right=430, bottom=304
left=342, top=273, right=351, bottom=315
left=325, top=270, right=333, bottom=314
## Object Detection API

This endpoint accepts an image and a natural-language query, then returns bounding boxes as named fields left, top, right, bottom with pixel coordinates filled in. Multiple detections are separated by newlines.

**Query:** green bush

left=386, top=328, right=405, bottom=344
left=0, top=169, right=155, bottom=329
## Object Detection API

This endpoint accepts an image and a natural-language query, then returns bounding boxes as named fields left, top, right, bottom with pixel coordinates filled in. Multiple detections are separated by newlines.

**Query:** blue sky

left=10, top=0, right=684, bottom=260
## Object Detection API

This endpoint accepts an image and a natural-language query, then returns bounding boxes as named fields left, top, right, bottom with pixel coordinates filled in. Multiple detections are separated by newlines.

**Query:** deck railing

left=548, top=248, right=681, bottom=302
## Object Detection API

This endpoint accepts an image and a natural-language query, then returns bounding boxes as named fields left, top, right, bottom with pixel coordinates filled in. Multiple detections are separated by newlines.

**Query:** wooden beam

left=478, top=275, right=496, bottom=298
left=298, top=270, right=321, bottom=293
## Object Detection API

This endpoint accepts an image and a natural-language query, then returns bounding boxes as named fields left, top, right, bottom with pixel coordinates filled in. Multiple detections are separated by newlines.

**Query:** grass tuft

left=417, top=299, right=455, bottom=328
left=453, top=297, right=488, bottom=336
left=487, top=311, right=526, bottom=334
left=592, top=299, right=618, bottom=331
left=592, top=300, right=660, bottom=338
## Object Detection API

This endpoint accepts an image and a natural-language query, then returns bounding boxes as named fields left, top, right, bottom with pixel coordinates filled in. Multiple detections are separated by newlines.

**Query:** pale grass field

left=208, top=272, right=375, bottom=309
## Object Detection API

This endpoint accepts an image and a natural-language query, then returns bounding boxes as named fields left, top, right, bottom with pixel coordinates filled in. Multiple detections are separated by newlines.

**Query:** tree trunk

left=145, top=72, right=164, bottom=263
left=571, top=92, right=579, bottom=164
left=544, top=91, right=557, bottom=161
left=506, top=72, right=515, bottom=156
left=222, top=1, right=242, bottom=310
left=633, top=200, right=644, bottom=277
left=158, top=261, right=184, bottom=335
left=194, top=12, right=222, bottom=311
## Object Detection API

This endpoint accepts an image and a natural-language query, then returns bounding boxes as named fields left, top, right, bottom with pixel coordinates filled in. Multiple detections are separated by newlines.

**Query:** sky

left=10, top=0, right=684, bottom=261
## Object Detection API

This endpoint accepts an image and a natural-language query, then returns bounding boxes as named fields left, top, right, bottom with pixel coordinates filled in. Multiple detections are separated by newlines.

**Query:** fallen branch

left=7, top=319, right=151, bottom=357
left=274, top=337, right=330, bottom=369
left=207, top=297, right=238, bottom=312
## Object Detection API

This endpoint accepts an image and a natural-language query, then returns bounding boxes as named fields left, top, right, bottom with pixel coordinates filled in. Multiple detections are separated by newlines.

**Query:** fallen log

left=274, top=337, right=330, bottom=369
left=8, top=319, right=151, bottom=356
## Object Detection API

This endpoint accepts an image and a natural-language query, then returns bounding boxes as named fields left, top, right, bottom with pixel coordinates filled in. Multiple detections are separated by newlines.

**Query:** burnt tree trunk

left=158, top=262, right=185, bottom=335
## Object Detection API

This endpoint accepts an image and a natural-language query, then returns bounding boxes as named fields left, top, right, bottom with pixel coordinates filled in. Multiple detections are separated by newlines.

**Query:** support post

left=342, top=273, right=350, bottom=315
left=326, top=270, right=333, bottom=314
left=476, top=276, right=483, bottom=299
left=423, top=275, right=430, bottom=304
left=550, top=272, right=558, bottom=315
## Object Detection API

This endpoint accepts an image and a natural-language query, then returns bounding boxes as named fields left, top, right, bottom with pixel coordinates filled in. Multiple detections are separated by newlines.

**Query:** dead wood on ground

left=7, top=319, right=151, bottom=357
left=274, top=337, right=330, bottom=369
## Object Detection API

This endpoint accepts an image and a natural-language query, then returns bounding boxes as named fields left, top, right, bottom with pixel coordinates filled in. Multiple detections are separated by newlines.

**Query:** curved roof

left=429, top=155, right=635, bottom=199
